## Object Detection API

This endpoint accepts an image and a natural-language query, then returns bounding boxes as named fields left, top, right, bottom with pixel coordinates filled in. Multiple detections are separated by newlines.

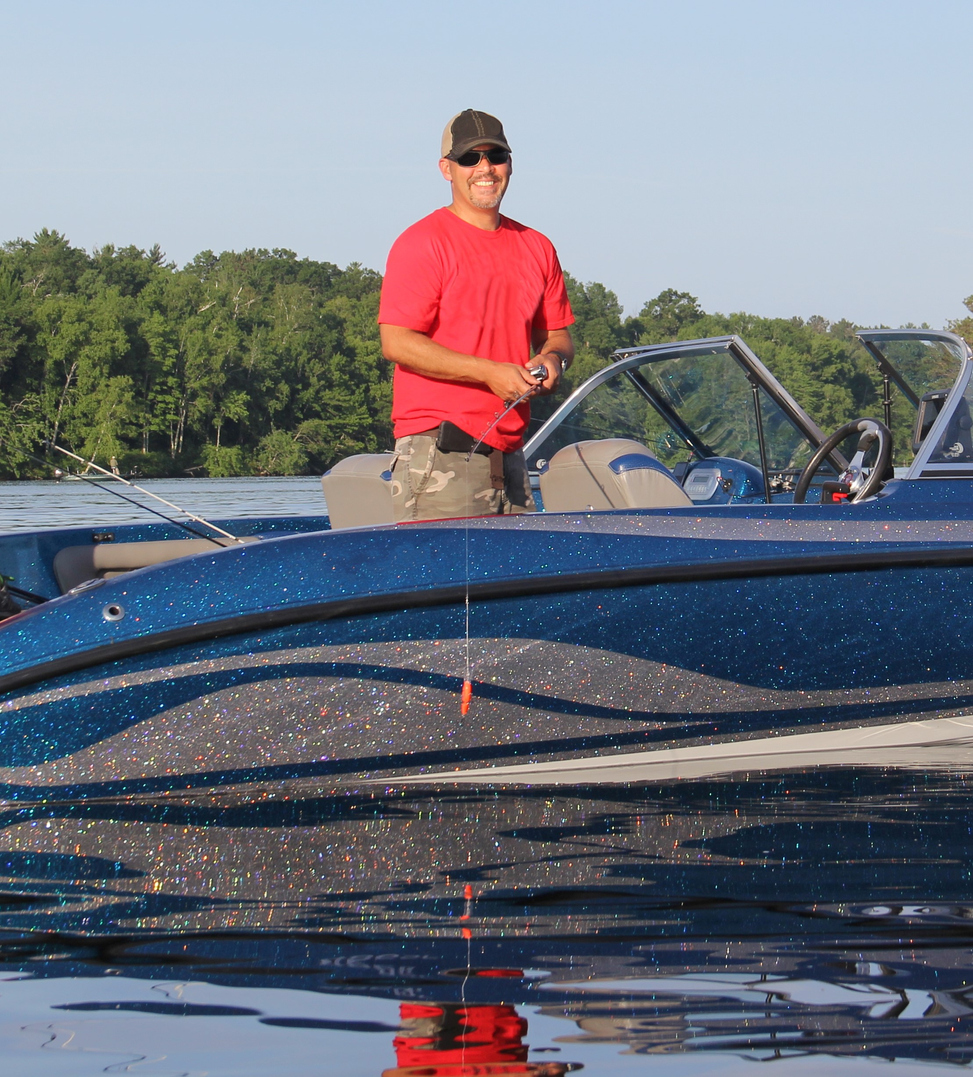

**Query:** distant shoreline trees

left=0, top=229, right=968, bottom=479
left=0, top=231, right=390, bottom=479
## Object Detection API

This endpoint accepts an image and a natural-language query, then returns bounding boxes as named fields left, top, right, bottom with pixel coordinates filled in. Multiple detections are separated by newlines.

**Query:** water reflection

left=2, top=766, right=973, bottom=1070
left=384, top=1002, right=579, bottom=1075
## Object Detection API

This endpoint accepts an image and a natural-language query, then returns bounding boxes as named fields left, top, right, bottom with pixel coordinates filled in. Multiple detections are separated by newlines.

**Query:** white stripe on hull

left=382, top=716, right=973, bottom=785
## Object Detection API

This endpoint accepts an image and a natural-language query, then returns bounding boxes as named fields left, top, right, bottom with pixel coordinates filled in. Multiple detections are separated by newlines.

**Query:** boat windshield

left=525, top=338, right=830, bottom=475
left=857, top=332, right=972, bottom=470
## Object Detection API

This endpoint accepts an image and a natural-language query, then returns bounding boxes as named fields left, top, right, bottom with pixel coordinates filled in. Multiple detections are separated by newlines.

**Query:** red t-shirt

left=378, top=207, right=574, bottom=452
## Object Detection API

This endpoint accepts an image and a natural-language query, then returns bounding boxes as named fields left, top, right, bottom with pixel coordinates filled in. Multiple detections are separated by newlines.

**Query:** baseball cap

left=441, top=109, right=511, bottom=159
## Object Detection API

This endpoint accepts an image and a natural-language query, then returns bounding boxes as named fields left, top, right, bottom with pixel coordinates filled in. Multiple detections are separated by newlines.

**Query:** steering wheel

left=793, top=418, right=893, bottom=504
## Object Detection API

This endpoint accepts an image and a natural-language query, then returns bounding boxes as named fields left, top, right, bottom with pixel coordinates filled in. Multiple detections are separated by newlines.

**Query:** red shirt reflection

left=381, top=1001, right=578, bottom=1076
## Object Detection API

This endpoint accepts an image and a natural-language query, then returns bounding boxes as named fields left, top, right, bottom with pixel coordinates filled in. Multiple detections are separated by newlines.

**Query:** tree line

left=0, top=229, right=968, bottom=479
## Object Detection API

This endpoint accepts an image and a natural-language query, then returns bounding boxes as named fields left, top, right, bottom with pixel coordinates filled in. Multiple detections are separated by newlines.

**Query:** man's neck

left=447, top=200, right=502, bottom=231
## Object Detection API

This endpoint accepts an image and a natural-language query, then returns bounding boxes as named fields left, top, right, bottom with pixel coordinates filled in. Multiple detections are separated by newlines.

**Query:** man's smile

left=467, top=170, right=506, bottom=207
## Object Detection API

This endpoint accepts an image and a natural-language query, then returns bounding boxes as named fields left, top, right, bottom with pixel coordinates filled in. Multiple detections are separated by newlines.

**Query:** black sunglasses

left=451, top=148, right=510, bottom=167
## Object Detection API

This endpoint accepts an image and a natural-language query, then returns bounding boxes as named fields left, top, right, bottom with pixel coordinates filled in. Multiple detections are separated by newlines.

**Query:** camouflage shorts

left=390, top=435, right=537, bottom=522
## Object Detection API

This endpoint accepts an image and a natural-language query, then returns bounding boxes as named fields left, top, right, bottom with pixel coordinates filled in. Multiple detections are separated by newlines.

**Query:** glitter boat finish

left=3, top=329, right=973, bottom=796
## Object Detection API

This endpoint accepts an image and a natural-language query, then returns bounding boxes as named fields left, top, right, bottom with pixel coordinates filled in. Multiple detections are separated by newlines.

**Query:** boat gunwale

left=3, top=540, right=973, bottom=696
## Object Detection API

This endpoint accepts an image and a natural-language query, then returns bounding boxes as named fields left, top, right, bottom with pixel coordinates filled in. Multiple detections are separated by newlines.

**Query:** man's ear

left=438, top=158, right=453, bottom=182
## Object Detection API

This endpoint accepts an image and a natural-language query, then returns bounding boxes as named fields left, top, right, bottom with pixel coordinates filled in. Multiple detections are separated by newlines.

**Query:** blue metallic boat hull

left=3, top=501, right=973, bottom=797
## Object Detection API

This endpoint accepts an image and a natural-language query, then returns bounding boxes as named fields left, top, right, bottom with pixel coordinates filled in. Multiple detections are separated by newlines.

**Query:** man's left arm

left=531, top=327, right=575, bottom=395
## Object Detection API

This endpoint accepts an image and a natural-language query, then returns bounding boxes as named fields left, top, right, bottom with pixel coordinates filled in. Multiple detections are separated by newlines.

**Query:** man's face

left=440, top=144, right=512, bottom=210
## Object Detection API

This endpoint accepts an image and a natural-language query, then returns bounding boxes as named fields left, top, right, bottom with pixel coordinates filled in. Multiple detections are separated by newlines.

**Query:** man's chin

left=468, top=194, right=504, bottom=210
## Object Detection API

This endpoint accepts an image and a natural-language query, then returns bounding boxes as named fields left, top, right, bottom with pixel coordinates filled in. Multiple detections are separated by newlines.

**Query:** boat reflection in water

left=4, top=764, right=973, bottom=1070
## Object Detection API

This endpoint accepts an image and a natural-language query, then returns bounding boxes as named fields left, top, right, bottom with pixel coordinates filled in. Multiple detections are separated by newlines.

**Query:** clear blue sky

left=2, top=0, right=971, bottom=328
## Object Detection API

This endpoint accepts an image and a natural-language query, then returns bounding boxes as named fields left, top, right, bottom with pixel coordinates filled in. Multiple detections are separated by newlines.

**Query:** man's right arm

left=380, top=324, right=540, bottom=402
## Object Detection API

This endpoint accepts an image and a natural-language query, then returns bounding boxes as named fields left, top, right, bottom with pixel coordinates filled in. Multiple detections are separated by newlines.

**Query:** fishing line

left=461, top=916, right=472, bottom=1071
left=459, top=366, right=546, bottom=716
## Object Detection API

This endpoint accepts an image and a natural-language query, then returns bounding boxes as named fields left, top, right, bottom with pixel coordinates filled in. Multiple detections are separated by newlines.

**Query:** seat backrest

left=937, top=396, right=973, bottom=461
left=321, top=452, right=396, bottom=530
left=539, top=438, right=692, bottom=511
left=913, top=390, right=949, bottom=453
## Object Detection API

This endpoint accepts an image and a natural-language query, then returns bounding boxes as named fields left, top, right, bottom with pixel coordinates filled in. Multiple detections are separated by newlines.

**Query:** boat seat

left=936, top=397, right=973, bottom=461
left=53, top=537, right=256, bottom=594
left=538, top=438, right=693, bottom=511
left=321, top=452, right=396, bottom=530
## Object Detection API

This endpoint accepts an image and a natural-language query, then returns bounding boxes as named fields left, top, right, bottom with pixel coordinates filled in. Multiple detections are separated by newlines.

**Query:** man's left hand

left=530, top=352, right=563, bottom=395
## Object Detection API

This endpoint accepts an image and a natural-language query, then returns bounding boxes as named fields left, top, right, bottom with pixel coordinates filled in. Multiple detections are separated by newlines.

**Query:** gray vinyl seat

left=538, top=438, right=692, bottom=511
left=53, top=536, right=257, bottom=594
left=936, top=397, right=973, bottom=461
left=321, top=452, right=396, bottom=530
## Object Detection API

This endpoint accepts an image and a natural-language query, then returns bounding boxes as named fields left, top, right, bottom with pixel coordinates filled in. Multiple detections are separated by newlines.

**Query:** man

left=378, top=109, right=574, bottom=521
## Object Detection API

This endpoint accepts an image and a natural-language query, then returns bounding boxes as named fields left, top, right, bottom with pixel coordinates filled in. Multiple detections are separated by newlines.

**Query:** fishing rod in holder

left=43, top=442, right=244, bottom=545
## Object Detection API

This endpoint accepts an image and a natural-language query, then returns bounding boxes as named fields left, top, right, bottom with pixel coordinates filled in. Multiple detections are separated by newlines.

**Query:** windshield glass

left=863, top=337, right=966, bottom=465
left=526, top=347, right=818, bottom=472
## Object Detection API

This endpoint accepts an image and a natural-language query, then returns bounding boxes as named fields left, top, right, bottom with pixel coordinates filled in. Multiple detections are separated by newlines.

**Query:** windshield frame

left=524, top=334, right=845, bottom=472
left=856, top=329, right=973, bottom=478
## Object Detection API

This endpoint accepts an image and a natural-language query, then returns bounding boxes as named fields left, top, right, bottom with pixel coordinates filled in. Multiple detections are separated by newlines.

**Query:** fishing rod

left=7, top=582, right=48, bottom=604
left=466, top=364, right=547, bottom=460
left=41, top=443, right=244, bottom=545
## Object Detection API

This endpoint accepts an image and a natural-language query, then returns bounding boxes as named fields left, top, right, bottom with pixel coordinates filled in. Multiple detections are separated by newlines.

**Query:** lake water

left=0, top=475, right=329, bottom=529
left=1, top=481, right=972, bottom=1075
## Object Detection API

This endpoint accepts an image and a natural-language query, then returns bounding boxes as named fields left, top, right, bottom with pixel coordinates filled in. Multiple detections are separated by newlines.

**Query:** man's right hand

left=480, top=360, right=544, bottom=403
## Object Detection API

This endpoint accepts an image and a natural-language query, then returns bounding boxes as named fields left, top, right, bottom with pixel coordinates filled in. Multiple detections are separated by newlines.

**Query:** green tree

left=636, top=288, right=705, bottom=343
